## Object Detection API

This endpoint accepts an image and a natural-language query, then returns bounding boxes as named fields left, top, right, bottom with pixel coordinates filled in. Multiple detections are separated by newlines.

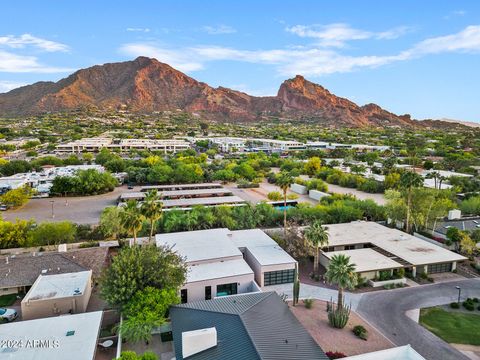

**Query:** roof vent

left=66, top=330, right=75, bottom=337
left=182, top=327, right=217, bottom=358
left=73, top=288, right=82, bottom=296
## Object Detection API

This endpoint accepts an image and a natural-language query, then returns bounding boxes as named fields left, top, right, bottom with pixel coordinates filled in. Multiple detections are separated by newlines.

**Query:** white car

left=0, top=308, right=18, bottom=322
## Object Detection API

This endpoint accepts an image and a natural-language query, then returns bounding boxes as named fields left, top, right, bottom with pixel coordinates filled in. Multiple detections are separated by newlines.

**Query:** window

left=205, top=286, right=212, bottom=300
left=216, top=283, right=237, bottom=297
left=427, top=262, right=452, bottom=274
left=264, top=269, right=295, bottom=286
left=180, top=289, right=188, bottom=303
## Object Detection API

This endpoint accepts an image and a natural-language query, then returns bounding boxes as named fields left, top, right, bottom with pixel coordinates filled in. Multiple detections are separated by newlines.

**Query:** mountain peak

left=0, top=57, right=419, bottom=128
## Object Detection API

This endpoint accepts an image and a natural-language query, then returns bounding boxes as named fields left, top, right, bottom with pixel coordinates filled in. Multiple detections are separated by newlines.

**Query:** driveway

left=356, top=278, right=480, bottom=360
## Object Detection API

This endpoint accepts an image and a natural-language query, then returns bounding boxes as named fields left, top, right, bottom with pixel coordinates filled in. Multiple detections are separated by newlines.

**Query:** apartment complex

left=56, top=137, right=190, bottom=154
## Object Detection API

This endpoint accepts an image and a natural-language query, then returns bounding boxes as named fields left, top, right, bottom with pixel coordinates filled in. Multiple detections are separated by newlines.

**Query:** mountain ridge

left=0, top=56, right=448, bottom=128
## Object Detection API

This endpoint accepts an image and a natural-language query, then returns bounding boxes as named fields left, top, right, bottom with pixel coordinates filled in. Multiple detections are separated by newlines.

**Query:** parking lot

left=2, top=186, right=131, bottom=225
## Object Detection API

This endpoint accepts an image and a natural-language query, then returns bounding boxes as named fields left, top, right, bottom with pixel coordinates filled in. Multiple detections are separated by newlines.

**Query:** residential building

left=0, top=311, right=103, bottom=360
left=155, top=228, right=296, bottom=302
left=319, top=221, right=466, bottom=278
left=0, top=247, right=108, bottom=295
left=21, top=270, right=92, bottom=320
left=170, top=291, right=329, bottom=360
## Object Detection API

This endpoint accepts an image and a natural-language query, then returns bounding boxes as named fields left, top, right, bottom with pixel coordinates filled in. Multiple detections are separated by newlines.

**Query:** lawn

left=0, top=294, right=17, bottom=307
left=420, top=307, right=480, bottom=345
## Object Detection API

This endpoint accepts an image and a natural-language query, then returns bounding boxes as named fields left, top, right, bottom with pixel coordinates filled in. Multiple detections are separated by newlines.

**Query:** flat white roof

left=121, top=188, right=233, bottom=200
left=231, top=229, right=296, bottom=266
left=23, top=271, right=91, bottom=302
left=0, top=311, right=102, bottom=360
left=325, top=222, right=466, bottom=266
left=344, top=345, right=425, bottom=360
left=156, top=228, right=296, bottom=268
left=324, top=248, right=403, bottom=273
left=141, top=183, right=222, bottom=190
left=156, top=228, right=242, bottom=263
left=187, top=258, right=254, bottom=283
left=163, top=196, right=245, bottom=208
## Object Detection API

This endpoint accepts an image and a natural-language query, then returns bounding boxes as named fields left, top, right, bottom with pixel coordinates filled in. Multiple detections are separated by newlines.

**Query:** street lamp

left=456, top=286, right=461, bottom=304
left=50, top=200, right=55, bottom=218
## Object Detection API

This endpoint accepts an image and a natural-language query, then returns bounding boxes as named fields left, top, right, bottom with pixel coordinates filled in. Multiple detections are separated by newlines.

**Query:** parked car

left=0, top=205, right=7, bottom=211
left=0, top=308, right=17, bottom=322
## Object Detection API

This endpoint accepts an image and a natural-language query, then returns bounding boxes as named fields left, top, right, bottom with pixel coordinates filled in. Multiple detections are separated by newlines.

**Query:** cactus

left=292, top=263, right=300, bottom=306
left=293, top=277, right=300, bottom=306
left=327, top=296, right=351, bottom=329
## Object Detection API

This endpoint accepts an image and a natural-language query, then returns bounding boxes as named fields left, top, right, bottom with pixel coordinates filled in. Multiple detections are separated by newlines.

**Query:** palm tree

left=120, top=200, right=145, bottom=245
left=275, top=171, right=294, bottom=235
left=399, top=171, right=423, bottom=233
left=140, top=190, right=163, bottom=243
left=325, top=254, right=357, bottom=309
left=304, top=222, right=329, bottom=277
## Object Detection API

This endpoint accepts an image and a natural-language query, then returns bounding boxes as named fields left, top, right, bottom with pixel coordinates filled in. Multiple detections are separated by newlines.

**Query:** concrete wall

left=368, top=277, right=406, bottom=288
left=291, top=183, right=308, bottom=195
left=21, top=277, right=92, bottom=320
left=182, top=273, right=255, bottom=303
left=309, top=190, right=330, bottom=201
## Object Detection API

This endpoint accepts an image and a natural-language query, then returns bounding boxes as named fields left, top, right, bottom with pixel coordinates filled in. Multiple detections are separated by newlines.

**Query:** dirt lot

left=289, top=299, right=394, bottom=356
left=2, top=185, right=135, bottom=224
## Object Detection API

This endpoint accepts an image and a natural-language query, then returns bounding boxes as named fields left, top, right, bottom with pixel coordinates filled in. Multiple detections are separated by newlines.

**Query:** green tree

left=120, top=200, right=145, bottom=245
left=325, top=254, right=357, bottom=309
left=304, top=157, right=322, bottom=175
left=0, top=186, right=33, bottom=208
left=31, top=221, right=77, bottom=246
left=399, top=171, right=424, bottom=233
left=99, top=206, right=125, bottom=239
left=100, top=245, right=187, bottom=309
left=275, top=171, right=294, bottom=235
left=0, top=218, right=34, bottom=249
left=141, top=190, right=163, bottom=242
left=304, top=222, right=329, bottom=277
left=446, top=227, right=462, bottom=251
left=118, top=287, right=179, bottom=343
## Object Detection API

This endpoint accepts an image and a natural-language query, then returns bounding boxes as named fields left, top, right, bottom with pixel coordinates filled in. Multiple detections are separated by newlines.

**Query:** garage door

left=427, top=262, right=452, bottom=273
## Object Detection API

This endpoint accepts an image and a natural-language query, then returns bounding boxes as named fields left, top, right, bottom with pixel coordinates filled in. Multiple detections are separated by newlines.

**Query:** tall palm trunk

left=405, top=188, right=412, bottom=233
left=283, top=189, right=287, bottom=235
left=149, top=219, right=154, bottom=243
left=313, top=246, right=319, bottom=275
left=338, top=287, right=344, bottom=309
left=133, top=229, right=137, bottom=246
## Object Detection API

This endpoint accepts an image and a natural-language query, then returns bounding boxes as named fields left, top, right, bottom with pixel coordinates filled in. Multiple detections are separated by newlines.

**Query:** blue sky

left=1, top=0, right=480, bottom=122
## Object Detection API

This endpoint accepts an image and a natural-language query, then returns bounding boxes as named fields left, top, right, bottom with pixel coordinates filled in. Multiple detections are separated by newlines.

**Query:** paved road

left=356, top=278, right=480, bottom=360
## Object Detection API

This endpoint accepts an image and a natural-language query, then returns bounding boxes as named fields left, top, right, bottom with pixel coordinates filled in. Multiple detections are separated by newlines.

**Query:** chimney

left=182, top=327, right=217, bottom=358
left=5, top=257, right=8, bottom=265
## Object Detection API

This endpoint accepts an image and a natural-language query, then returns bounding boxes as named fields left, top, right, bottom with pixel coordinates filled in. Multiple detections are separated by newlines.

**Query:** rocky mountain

left=0, top=56, right=419, bottom=127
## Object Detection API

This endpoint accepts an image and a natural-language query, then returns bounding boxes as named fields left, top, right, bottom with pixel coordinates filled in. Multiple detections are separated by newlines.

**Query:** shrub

left=325, top=351, right=347, bottom=359
left=287, top=193, right=299, bottom=200
left=79, top=241, right=99, bottom=248
left=353, top=325, right=368, bottom=340
left=267, top=191, right=283, bottom=201
left=450, top=302, right=460, bottom=309
left=463, top=299, right=475, bottom=311
left=303, top=298, right=314, bottom=309
left=473, top=298, right=479, bottom=303
left=427, top=277, right=434, bottom=283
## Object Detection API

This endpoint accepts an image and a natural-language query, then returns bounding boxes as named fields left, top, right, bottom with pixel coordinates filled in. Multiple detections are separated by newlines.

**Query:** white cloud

left=119, top=25, right=480, bottom=77
left=0, top=50, right=73, bottom=73
left=119, top=43, right=204, bottom=72
left=126, top=28, right=151, bottom=33
left=0, top=34, right=69, bottom=52
left=0, top=81, right=26, bottom=93
left=407, top=25, right=480, bottom=55
left=202, top=25, right=236, bottom=35
left=286, top=23, right=412, bottom=47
